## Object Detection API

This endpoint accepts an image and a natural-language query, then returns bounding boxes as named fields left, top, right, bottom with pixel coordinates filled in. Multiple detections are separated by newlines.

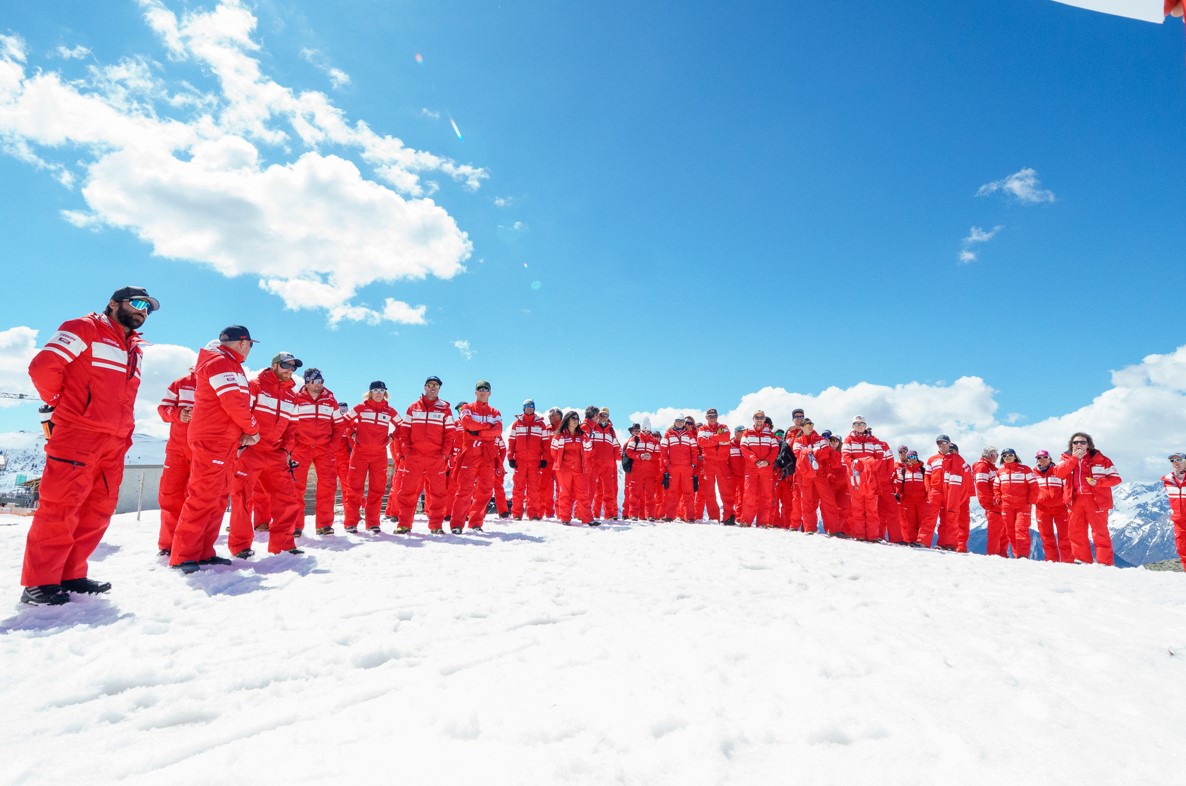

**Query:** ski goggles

left=127, top=298, right=156, bottom=314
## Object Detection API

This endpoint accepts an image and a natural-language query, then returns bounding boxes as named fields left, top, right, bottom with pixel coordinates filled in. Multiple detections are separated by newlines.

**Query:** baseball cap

left=792, top=408, right=805, bottom=417
left=1170, top=452, right=1186, bottom=461
left=935, top=434, right=951, bottom=443
left=219, top=325, right=258, bottom=344
left=706, top=408, right=718, bottom=416
left=629, top=423, right=641, bottom=431
left=369, top=380, right=387, bottom=391
left=425, top=376, right=443, bottom=386
left=110, top=285, right=160, bottom=313
left=599, top=407, right=610, bottom=416
left=1035, top=450, right=1051, bottom=459
left=475, top=379, right=491, bottom=391
left=271, top=352, right=303, bottom=369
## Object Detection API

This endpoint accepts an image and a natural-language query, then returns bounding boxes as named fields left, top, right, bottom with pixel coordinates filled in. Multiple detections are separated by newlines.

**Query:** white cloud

left=299, top=47, right=350, bottom=89
left=452, top=339, right=473, bottom=361
left=977, top=167, right=1056, bottom=204
left=0, top=327, right=40, bottom=405
left=493, top=196, right=512, bottom=207
left=327, top=68, right=350, bottom=89
left=134, top=342, right=199, bottom=438
left=420, top=108, right=440, bottom=120
left=0, top=0, right=488, bottom=325
left=56, top=45, right=91, bottom=60
left=958, top=224, right=1003, bottom=264
left=630, top=342, right=1186, bottom=482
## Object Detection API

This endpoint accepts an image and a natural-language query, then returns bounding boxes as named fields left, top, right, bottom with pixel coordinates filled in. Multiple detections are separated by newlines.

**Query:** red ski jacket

left=553, top=431, right=591, bottom=472
left=740, top=427, right=779, bottom=467
left=508, top=413, right=549, bottom=461
left=841, top=432, right=881, bottom=467
left=456, top=400, right=503, bottom=460
left=248, top=368, right=298, bottom=453
left=1032, top=463, right=1066, bottom=509
left=187, top=343, right=258, bottom=445
left=697, top=422, right=732, bottom=464
left=29, top=312, right=145, bottom=438
left=893, top=460, right=929, bottom=502
left=624, top=432, right=661, bottom=467
left=994, top=463, right=1039, bottom=507
left=158, top=371, right=196, bottom=446
left=293, top=386, right=345, bottom=447
left=1163, top=472, right=1186, bottom=522
left=349, top=398, right=402, bottom=455
left=849, top=455, right=881, bottom=499
left=400, top=395, right=455, bottom=458
left=588, top=420, right=621, bottom=464
left=792, top=432, right=838, bottom=479
left=973, top=459, right=1000, bottom=512
left=1053, top=450, right=1120, bottom=510
left=661, top=428, right=699, bottom=470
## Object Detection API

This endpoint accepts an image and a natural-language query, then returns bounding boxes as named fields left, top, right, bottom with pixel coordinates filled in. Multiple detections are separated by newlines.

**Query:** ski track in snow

left=1, top=512, right=1184, bottom=785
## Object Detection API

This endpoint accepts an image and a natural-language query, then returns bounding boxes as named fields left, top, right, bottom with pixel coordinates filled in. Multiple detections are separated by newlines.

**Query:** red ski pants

left=591, top=460, right=619, bottom=519
left=451, top=452, right=496, bottom=529
left=800, top=474, right=841, bottom=535
left=293, top=441, right=337, bottom=528
left=344, top=450, right=387, bottom=528
left=849, top=493, right=880, bottom=540
left=1173, top=516, right=1186, bottom=571
left=555, top=466, right=591, bottom=523
left=741, top=466, right=773, bottom=526
left=665, top=465, right=695, bottom=520
left=1068, top=495, right=1114, bottom=565
left=157, top=442, right=192, bottom=551
left=984, top=507, right=1008, bottom=557
left=229, top=445, right=300, bottom=555
left=22, top=426, right=129, bottom=587
left=898, top=497, right=930, bottom=545
left=170, top=439, right=238, bottom=566
left=397, top=453, right=449, bottom=530
left=512, top=460, right=544, bottom=518
left=1035, top=505, right=1072, bottom=562
left=1001, top=504, right=1032, bottom=558
left=630, top=465, right=658, bottom=519
left=877, top=490, right=903, bottom=542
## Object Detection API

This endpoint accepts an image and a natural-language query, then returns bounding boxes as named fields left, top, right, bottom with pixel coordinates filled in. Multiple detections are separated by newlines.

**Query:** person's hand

left=640, top=452, right=652, bottom=460
left=1086, top=476, right=1097, bottom=486
left=240, top=432, right=260, bottom=447
left=539, top=459, right=547, bottom=469
left=756, top=460, right=768, bottom=468
left=179, top=407, right=193, bottom=423
left=1072, top=445, right=1087, bottom=459
left=509, top=458, right=517, bottom=469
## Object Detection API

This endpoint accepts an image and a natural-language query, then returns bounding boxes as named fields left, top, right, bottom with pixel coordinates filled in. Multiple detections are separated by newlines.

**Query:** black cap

left=792, top=408, right=805, bottom=417
left=271, top=352, right=303, bottom=369
left=219, top=325, right=258, bottom=344
left=425, top=375, right=443, bottom=386
left=629, top=423, right=641, bottom=431
left=369, top=380, right=387, bottom=391
left=110, top=285, right=160, bottom=313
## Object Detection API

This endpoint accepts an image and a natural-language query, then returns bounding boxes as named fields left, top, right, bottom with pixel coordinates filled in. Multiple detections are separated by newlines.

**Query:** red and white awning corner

left=1053, top=0, right=1183, bottom=22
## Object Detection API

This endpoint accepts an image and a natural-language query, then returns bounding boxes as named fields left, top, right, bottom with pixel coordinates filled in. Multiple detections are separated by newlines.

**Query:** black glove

left=287, top=455, right=300, bottom=470
left=662, top=472, right=670, bottom=489
left=894, top=493, right=901, bottom=502
left=692, top=475, right=699, bottom=492
left=539, top=459, right=547, bottom=469
left=509, top=458, right=517, bottom=469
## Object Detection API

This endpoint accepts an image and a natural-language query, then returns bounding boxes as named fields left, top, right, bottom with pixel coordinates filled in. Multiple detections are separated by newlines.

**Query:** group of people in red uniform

left=17, top=288, right=1186, bottom=606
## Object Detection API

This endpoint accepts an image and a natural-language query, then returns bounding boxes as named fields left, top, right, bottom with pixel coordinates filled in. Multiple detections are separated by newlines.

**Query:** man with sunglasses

left=1162, top=452, right=1186, bottom=570
left=1053, top=433, right=1121, bottom=565
left=226, top=351, right=304, bottom=558
left=20, top=286, right=159, bottom=604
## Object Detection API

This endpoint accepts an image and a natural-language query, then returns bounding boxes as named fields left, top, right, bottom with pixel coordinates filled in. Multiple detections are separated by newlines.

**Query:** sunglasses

left=279, top=362, right=298, bottom=370
left=1072, top=440, right=1088, bottom=445
left=1172, top=457, right=1186, bottom=462
left=127, top=298, right=154, bottom=313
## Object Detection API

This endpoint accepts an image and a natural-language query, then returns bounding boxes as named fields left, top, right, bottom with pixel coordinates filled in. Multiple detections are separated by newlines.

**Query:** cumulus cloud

left=134, top=342, right=200, bottom=439
left=299, top=47, right=350, bottom=89
left=56, top=45, right=91, bottom=60
left=0, top=0, right=487, bottom=325
left=977, top=167, right=1056, bottom=204
left=452, top=339, right=473, bottom=361
left=630, top=342, right=1186, bottom=482
left=0, top=327, right=40, bottom=405
left=958, top=224, right=1003, bottom=264
left=493, top=196, right=512, bottom=207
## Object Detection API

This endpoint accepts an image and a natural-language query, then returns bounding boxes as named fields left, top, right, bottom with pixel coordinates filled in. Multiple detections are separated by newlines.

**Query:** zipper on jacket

left=47, top=455, right=87, bottom=468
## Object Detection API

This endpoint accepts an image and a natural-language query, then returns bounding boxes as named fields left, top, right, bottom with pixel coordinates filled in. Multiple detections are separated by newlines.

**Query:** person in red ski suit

left=924, top=435, right=955, bottom=548
left=334, top=401, right=352, bottom=502
left=1163, top=452, right=1186, bottom=570
left=870, top=435, right=902, bottom=543
left=539, top=408, right=563, bottom=518
left=661, top=416, right=699, bottom=522
left=169, top=326, right=261, bottom=572
left=21, top=286, right=158, bottom=605
left=894, top=450, right=931, bottom=546
left=697, top=408, right=736, bottom=524
left=738, top=412, right=778, bottom=527
left=396, top=376, right=454, bottom=533
left=157, top=368, right=196, bottom=555
left=848, top=454, right=882, bottom=541
left=450, top=380, right=503, bottom=532
left=227, top=352, right=303, bottom=558
left=1032, top=450, right=1071, bottom=562
left=1053, top=433, right=1121, bottom=565
left=383, top=430, right=405, bottom=522
left=824, top=433, right=851, bottom=536
left=344, top=381, right=402, bottom=533
left=993, top=448, right=1038, bottom=558
left=508, top=399, right=548, bottom=520
left=624, top=425, right=661, bottom=520
left=973, top=446, right=1007, bottom=557
left=728, top=427, right=747, bottom=520
left=292, top=367, right=345, bottom=536
left=553, top=411, right=594, bottom=525
left=620, top=423, right=641, bottom=519
left=794, top=419, right=842, bottom=535
left=587, top=408, right=621, bottom=520
left=493, top=436, right=510, bottom=516
left=941, top=445, right=973, bottom=552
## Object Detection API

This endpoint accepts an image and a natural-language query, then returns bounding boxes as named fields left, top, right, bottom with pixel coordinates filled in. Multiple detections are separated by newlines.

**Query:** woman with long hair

left=1053, top=432, right=1121, bottom=565
left=552, top=410, right=597, bottom=526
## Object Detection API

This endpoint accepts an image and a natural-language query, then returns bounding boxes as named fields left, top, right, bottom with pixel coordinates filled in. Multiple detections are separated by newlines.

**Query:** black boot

left=20, top=584, right=70, bottom=605
left=61, top=577, right=112, bottom=594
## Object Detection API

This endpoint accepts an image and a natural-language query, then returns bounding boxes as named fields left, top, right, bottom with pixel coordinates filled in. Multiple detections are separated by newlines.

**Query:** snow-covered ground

left=2, top=512, right=1185, bottom=785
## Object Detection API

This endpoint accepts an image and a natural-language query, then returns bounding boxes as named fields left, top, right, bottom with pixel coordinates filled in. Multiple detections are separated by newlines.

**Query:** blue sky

left=1, top=0, right=1184, bottom=477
